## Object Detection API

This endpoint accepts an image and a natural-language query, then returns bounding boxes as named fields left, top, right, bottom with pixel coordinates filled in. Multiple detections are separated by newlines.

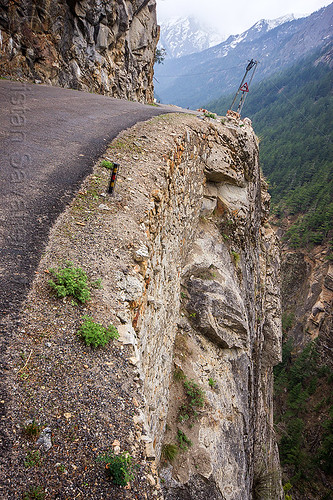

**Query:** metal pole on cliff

left=227, top=59, right=258, bottom=118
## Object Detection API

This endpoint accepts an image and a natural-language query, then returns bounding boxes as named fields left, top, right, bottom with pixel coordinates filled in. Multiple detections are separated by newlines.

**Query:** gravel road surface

left=0, top=79, right=181, bottom=461
left=0, top=80, right=179, bottom=317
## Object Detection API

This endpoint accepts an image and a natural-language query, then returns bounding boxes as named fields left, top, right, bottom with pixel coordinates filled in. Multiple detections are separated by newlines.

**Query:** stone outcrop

left=2, top=113, right=283, bottom=498
left=281, top=246, right=333, bottom=363
left=0, top=0, right=158, bottom=102
left=130, top=116, right=283, bottom=499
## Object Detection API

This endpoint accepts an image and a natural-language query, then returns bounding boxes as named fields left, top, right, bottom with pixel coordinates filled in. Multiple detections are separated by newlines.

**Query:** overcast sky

left=157, top=0, right=332, bottom=37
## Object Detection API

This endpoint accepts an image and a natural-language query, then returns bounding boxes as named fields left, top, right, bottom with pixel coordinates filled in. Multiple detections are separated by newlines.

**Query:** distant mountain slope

left=209, top=44, right=333, bottom=249
left=209, top=44, right=333, bottom=500
left=158, top=17, right=224, bottom=59
left=154, top=3, right=333, bottom=108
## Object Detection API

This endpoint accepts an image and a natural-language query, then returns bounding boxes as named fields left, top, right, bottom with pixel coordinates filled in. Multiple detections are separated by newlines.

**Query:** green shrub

left=77, top=316, right=119, bottom=348
left=97, top=450, right=135, bottom=486
left=179, top=378, right=205, bottom=422
left=49, top=262, right=94, bottom=303
left=204, top=112, right=216, bottom=119
left=177, top=429, right=192, bottom=450
left=184, top=378, right=205, bottom=410
left=178, top=412, right=190, bottom=424
left=162, top=444, right=179, bottom=462
left=100, top=160, right=114, bottom=169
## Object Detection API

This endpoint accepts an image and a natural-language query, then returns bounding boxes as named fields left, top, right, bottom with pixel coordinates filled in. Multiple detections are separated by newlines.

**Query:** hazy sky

left=157, top=0, right=332, bottom=37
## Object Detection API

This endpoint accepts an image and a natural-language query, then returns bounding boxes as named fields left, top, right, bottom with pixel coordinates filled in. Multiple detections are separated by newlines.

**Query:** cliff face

left=274, top=241, right=333, bottom=499
left=281, top=246, right=333, bottom=359
left=0, top=0, right=158, bottom=102
left=3, top=113, right=283, bottom=499
left=129, top=116, right=283, bottom=499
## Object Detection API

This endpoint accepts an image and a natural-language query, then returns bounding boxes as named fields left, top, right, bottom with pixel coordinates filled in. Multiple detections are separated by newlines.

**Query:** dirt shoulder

left=2, top=113, right=207, bottom=499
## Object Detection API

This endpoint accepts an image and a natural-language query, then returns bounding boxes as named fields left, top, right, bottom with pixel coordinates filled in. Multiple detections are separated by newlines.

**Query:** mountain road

left=0, top=80, right=184, bottom=461
left=0, top=79, right=181, bottom=320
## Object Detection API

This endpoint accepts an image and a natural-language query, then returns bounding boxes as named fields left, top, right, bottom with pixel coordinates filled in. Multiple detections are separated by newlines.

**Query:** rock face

left=0, top=0, right=158, bottom=102
left=2, top=113, right=283, bottom=498
left=107, top=114, right=283, bottom=498
left=281, top=247, right=333, bottom=363
left=136, top=117, right=282, bottom=499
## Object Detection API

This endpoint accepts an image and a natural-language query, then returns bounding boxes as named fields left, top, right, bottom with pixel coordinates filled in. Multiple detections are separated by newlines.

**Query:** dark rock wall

left=0, top=0, right=158, bottom=102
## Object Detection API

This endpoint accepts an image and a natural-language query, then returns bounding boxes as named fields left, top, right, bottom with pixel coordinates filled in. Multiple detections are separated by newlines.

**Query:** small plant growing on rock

left=178, top=413, right=189, bottom=423
left=204, top=112, right=217, bottom=119
left=173, top=367, right=186, bottom=382
left=48, top=262, right=100, bottom=303
left=162, top=443, right=179, bottom=462
left=77, top=316, right=119, bottom=348
left=97, top=450, right=135, bottom=486
left=252, top=461, right=280, bottom=500
left=283, top=482, right=293, bottom=500
left=177, top=429, right=192, bottom=450
left=184, top=378, right=205, bottom=410
left=231, top=250, right=240, bottom=266
left=179, top=377, right=205, bottom=422
left=208, top=378, right=217, bottom=389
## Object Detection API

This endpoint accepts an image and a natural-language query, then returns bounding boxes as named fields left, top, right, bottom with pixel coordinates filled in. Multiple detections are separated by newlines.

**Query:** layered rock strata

left=281, top=247, right=333, bottom=363
left=3, top=113, right=283, bottom=499
left=130, top=116, right=283, bottom=499
left=0, top=0, right=158, bottom=102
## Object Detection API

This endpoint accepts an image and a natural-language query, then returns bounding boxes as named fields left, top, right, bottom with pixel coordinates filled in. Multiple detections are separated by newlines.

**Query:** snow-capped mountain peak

left=253, top=13, right=307, bottom=32
left=158, top=13, right=309, bottom=60
left=158, top=16, right=225, bottom=59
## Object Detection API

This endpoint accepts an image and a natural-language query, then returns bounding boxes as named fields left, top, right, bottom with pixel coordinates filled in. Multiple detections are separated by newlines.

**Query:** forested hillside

left=208, top=45, right=333, bottom=254
left=209, top=44, right=333, bottom=499
left=155, top=4, right=333, bottom=108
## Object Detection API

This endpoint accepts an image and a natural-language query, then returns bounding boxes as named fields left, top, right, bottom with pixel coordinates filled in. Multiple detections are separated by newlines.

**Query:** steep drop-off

left=0, top=0, right=158, bottom=102
left=2, top=113, right=283, bottom=499
left=273, top=237, right=333, bottom=499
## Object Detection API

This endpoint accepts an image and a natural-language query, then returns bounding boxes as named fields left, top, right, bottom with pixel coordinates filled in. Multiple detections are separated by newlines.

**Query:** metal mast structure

left=228, top=59, right=258, bottom=117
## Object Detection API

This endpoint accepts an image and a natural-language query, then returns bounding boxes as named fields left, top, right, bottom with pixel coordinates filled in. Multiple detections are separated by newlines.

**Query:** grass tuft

left=23, top=419, right=40, bottom=437
left=162, top=443, right=179, bottom=462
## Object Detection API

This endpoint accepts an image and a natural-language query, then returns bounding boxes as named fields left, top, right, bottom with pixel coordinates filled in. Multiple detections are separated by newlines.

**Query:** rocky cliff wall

left=0, top=0, right=158, bottom=102
left=2, top=113, right=283, bottom=499
left=281, top=247, right=333, bottom=361
left=128, top=115, right=284, bottom=499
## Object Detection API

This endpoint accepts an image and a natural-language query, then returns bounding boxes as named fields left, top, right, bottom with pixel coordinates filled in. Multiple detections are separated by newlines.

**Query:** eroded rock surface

left=0, top=0, right=158, bottom=102
left=2, top=114, right=283, bottom=499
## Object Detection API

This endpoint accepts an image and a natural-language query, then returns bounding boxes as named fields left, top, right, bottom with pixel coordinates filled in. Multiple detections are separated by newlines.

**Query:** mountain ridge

left=158, top=16, right=224, bottom=59
left=155, top=3, right=333, bottom=108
